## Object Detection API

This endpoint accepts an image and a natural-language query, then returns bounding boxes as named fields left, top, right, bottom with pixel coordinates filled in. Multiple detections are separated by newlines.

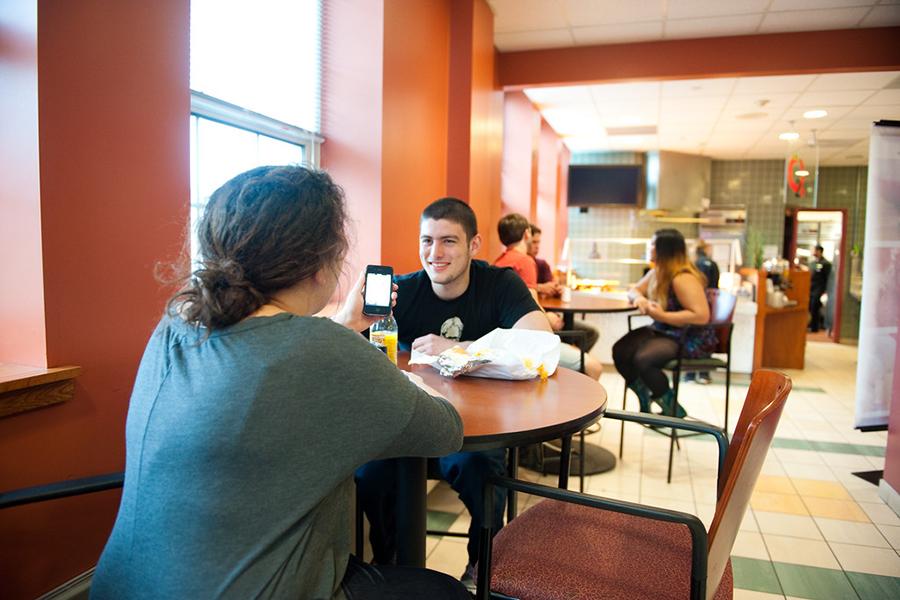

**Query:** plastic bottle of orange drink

left=369, top=314, right=398, bottom=365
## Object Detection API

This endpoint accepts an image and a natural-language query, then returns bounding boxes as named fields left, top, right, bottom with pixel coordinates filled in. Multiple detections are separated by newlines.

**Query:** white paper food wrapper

left=409, top=328, right=560, bottom=380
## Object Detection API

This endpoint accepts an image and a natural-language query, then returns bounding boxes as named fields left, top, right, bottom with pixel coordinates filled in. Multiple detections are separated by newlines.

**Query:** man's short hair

left=815, top=244, right=824, bottom=252
left=421, top=197, right=478, bottom=241
left=529, top=223, right=542, bottom=235
left=498, top=213, right=530, bottom=246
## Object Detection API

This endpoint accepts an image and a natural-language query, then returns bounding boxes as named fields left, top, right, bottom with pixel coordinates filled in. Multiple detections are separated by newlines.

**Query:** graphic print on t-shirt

left=440, top=317, right=463, bottom=341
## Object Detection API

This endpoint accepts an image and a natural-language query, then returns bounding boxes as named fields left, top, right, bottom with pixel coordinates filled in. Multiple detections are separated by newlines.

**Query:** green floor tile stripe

left=731, top=557, right=783, bottom=595
left=772, top=561, right=859, bottom=600
left=732, top=558, right=900, bottom=600
left=695, top=435, right=885, bottom=457
left=723, top=380, right=827, bottom=393
left=426, top=510, right=458, bottom=534
left=845, top=571, right=900, bottom=600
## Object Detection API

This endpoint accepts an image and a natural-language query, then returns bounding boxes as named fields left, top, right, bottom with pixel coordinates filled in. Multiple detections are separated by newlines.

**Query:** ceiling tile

left=860, top=5, right=900, bottom=26
left=732, top=74, right=817, bottom=94
left=758, top=8, right=869, bottom=33
left=524, top=85, right=595, bottom=107
left=589, top=82, right=660, bottom=105
left=489, top=0, right=568, bottom=33
left=795, top=89, right=876, bottom=105
left=664, top=14, right=764, bottom=39
left=667, top=0, right=770, bottom=19
left=571, top=21, right=664, bottom=45
left=818, top=128, right=872, bottom=139
left=847, top=104, right=900, bottom=119
left=770, top=0, right=875, bottom=9
left=661, top=77, right=737, bottom=98
left=541, top=108, right=604, bottom=135
left=494, top=29, right=574, bottom=52
left=806, top=71, right=900, bottom=91
left=562, top=0, right=665, bottom=26
left=829, top=117, right=878, bottom=130
left=863, top=88, right=900, bottom=104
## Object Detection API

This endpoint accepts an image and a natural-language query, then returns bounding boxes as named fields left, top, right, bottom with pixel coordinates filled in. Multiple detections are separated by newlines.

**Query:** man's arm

left=513, top=310, right=554, bottom=332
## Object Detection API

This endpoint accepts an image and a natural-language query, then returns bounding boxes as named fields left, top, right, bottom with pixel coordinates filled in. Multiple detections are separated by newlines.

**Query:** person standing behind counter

left=92, top=166, right=469, bottom=600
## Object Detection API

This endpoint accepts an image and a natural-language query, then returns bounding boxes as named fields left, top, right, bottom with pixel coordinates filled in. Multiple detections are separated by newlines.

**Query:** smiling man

left=355, top=197, right=550, bottom=589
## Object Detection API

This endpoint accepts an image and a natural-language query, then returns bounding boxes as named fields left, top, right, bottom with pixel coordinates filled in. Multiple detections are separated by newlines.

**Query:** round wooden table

left=393, top=353, right=608, bottom=567
left=539, top=292, right=634, bottom=330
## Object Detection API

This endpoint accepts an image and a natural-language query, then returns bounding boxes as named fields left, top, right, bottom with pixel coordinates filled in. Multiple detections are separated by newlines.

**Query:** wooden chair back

left=706, top=370, right=791, bottom=599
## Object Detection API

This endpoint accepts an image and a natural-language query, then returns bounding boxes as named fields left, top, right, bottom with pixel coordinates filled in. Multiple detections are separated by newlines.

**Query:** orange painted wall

left=0, top=1, right=190, bottom=597
left=555, top=146, right=571, bottom=266
left=498, top=27, right=900, bottom=88
left=380, top=0, right=450, bottom=276
left=320, top=0, right=384, bottom=291
left=457, top=0, right=503, bottom=262
left=500, top=91, right=539, bottom=220
left=536, top=120, right=560, bottom=266
left=0, top=1, right=47, bottom=367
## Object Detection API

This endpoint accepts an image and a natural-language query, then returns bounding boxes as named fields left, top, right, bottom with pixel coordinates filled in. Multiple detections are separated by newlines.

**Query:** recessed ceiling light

left=795, top=170, right=810, bottom=177
left=736, top=112, right=768, bottom=120
left=779, top=132, right=800, bottom=141
left=803, top=109, right=828, bottom=119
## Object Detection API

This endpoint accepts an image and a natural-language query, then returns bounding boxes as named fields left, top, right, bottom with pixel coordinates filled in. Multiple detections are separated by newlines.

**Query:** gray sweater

left=92, top=313, right=463, bottom=600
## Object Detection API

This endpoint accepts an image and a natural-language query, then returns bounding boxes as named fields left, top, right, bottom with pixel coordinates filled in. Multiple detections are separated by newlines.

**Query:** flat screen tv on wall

left=567, top=164, right=643, bottom=206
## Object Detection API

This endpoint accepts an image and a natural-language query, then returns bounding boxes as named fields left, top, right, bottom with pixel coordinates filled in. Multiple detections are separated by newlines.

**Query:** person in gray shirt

left=91, top=166, right=468, bottom=600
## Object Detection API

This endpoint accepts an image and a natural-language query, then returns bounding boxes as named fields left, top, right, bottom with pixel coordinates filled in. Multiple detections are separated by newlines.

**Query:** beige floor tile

left=426, top=535, right=440, bottom=557
left=448, top=512, right=471, bottom=534
left=425, top=537, right=469, bottom=577
left=814, top=516, right=891, bottom=547
left=780, top=462, right=838, bottom=481
left=790, top=478, right=851, bottom=500
left=847, top=485, right=885, bottom=503
left=802, top=496, right=870, bottom=522
left=829, top=542, right=900, bottom=576
left=641, top=476, right=693, bottom=499
left=859, top=501, right=900, bottom=526
left=733, top=592, right=785, bottom=600
left=774, top=448, right=826, bottom=465
left=763, top=533, right=840, bottom=569
left=639, top=494, right=697, bottom=515
left=750, top=492, right=809, bottom=516
left=740, top=510, right=760, bottom=532
left=426, top=482, right=465, bottom=514
left=820, top=452, right=874, bottom=469
left=754, top=475, right=796, bottom=495
left=696, top=502, right=717, bottom=529
left=753, top=510, right=823, bottom=540
left=876, top=524, right=900, bottom=549
left=731, top=530, right=771, bottom=560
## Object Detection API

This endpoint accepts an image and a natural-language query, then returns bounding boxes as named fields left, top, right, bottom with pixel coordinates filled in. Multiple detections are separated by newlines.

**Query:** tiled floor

left=419, top=341, right=900, bottom=598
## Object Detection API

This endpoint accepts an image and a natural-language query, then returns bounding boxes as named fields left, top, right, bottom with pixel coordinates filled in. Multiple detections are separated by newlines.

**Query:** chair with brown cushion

left=475, top=369, right=791, bottom=600
left=619, top=288, right=738, bottom=483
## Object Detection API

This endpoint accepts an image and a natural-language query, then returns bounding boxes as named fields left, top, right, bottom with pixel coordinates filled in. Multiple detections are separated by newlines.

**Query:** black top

left=810, top=256, right=831, bottom=293
left=695, top=254, right=720, bottom=289
left=393, top=260, right=540, bottom=349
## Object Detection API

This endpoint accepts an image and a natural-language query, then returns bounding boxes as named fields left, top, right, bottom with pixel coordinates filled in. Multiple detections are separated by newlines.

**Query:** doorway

left=784, top=208, right=847, bottom=343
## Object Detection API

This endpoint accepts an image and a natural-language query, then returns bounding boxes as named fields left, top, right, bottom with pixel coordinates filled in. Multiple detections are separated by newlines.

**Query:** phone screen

left=364, top=271, right=392, bottom=308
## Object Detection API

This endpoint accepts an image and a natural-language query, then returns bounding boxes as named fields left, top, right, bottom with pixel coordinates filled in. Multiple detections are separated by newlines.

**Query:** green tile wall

left=710, top=159, right=787, bottom=255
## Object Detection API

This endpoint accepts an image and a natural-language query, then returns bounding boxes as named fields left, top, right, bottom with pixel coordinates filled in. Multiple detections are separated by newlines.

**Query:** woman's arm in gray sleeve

left=375, top=392, right=463, bottom=460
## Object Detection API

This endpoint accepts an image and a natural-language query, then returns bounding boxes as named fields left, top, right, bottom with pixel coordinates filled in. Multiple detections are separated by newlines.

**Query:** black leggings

left=612, top=327, right=679, bottom=398
left=341, top=554, right=471, bottom=599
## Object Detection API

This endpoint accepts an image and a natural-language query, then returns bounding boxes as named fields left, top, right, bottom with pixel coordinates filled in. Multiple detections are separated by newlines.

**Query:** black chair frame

left=476, top=409, right=728, bottom=600
left=0, top=472, right=124, bottom=510
left=618, top=313, right=734, bottom=483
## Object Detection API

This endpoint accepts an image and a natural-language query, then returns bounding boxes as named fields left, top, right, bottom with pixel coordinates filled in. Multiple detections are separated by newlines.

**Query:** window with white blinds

left=188, top=0, right=322, bottom=259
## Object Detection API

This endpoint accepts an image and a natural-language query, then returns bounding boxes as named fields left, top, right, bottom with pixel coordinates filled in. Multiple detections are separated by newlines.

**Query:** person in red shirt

left=494, top=213, right=538, bottom=287
left=494, top=213, right=602, bottom=379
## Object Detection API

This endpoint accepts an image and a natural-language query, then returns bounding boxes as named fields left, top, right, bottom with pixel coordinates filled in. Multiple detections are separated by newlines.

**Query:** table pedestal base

left=529, top=442, right=616, bottom=476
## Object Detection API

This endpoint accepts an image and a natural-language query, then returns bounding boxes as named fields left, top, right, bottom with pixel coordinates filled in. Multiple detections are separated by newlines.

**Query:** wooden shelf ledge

left=0, top=364, right=82, bottom=418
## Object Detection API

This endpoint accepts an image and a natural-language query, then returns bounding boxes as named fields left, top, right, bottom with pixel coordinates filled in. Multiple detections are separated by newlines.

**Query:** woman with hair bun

left=613, top=228, right=714, bottom=418
left=92, top=166, right=468, bottom=600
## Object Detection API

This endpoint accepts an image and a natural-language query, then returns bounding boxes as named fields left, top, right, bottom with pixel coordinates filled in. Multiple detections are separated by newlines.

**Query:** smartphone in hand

left=363, top=265, right=393, bottom=316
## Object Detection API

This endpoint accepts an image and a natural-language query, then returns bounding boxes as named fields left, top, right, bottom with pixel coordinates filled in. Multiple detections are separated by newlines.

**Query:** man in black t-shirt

left=356, top=198, right=550, bottom=587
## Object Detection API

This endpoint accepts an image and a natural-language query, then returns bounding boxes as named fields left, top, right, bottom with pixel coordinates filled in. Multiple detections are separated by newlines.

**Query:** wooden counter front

left=741, top=268, right=811, bottom=371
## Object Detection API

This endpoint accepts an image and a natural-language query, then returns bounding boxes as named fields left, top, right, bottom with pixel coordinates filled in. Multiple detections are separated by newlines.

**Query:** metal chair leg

left=579, top=431, right=586, bottom=493
left=619, top=384, right=628, bottom=458
left=558, top=435, right=573, bottom=489
left=506, top=447, right=519, bottom=521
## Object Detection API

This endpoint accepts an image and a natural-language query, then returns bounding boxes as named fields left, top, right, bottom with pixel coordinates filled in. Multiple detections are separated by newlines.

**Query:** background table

left=539, top=292, right=633, bottom=330
left=394, top=353, right=608, bottom=567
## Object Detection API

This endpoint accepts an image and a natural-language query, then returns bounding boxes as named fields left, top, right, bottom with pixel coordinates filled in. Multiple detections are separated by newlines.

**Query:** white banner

left=854, top=122, right=900, bottom=429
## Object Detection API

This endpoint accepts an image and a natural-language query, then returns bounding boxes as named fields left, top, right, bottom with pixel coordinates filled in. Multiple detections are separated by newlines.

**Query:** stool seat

left=664, top=357, right=728, bottom=371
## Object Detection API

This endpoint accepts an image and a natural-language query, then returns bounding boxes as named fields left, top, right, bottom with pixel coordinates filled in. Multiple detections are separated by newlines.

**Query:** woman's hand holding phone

left=332, top=270, right=398, bottom=333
